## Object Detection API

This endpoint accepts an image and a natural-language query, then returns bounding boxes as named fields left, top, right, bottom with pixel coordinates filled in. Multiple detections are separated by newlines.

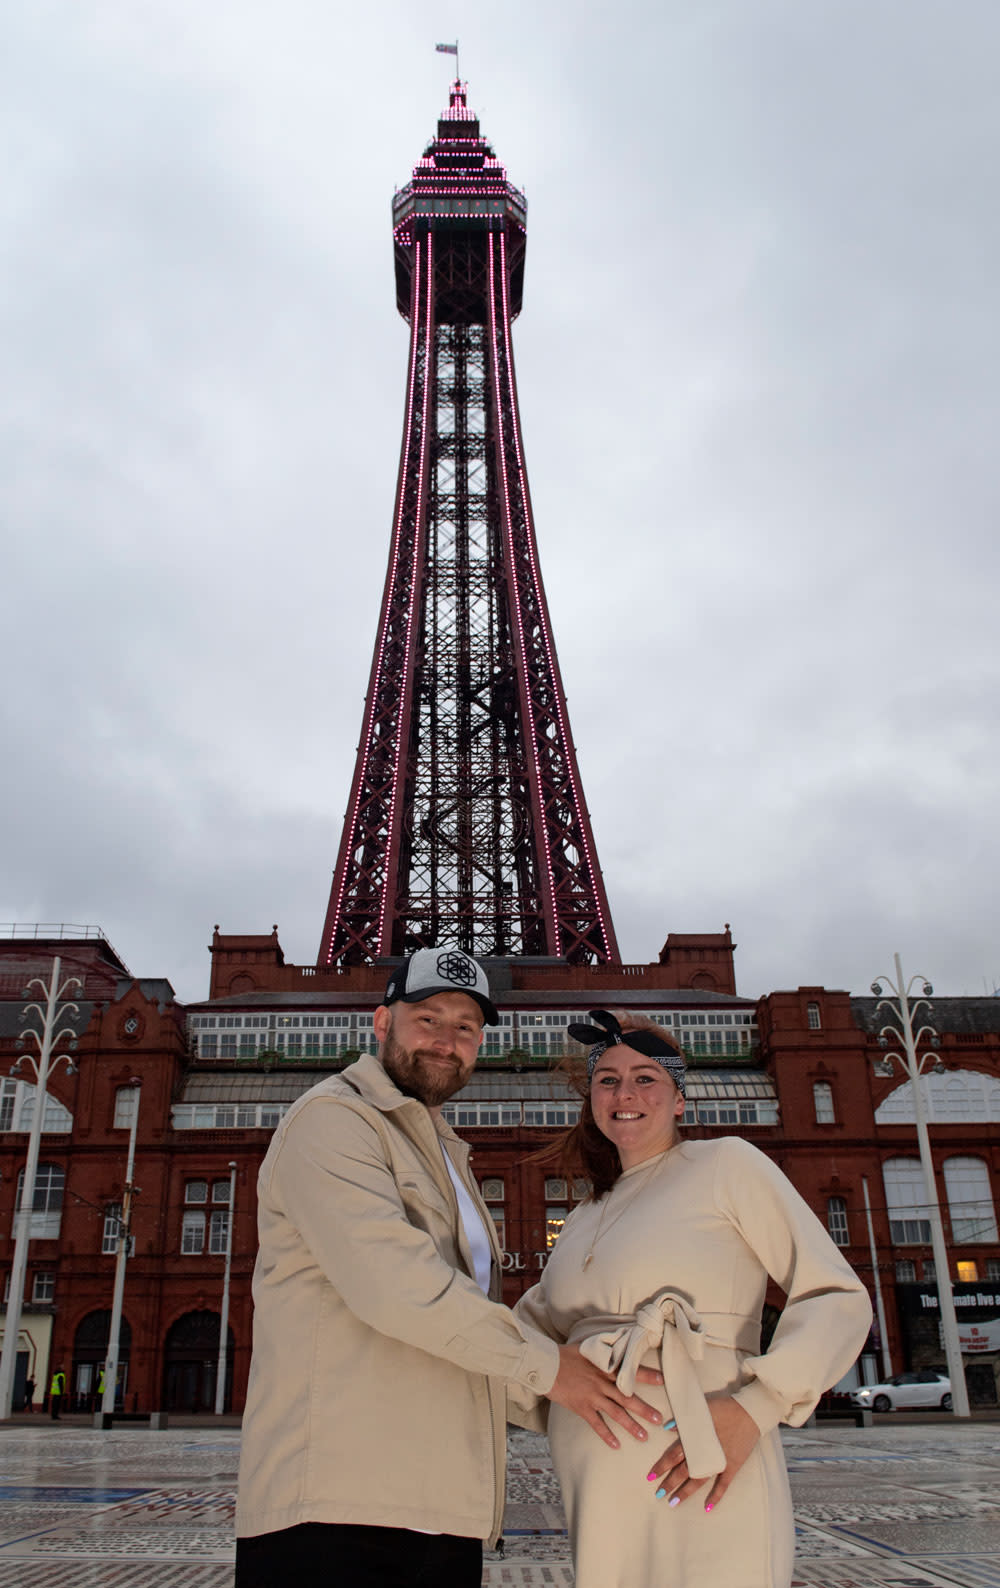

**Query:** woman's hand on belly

left=645, top=1395, right=759, bottom=1512
left=549, top=1343, right=665, bottom=1450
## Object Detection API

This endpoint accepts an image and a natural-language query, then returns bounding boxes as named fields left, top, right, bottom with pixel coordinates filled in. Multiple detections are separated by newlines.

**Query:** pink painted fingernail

left=704, top=1502, right=714, bottom=1513
left=646, top=1471, right=658, bottom=1482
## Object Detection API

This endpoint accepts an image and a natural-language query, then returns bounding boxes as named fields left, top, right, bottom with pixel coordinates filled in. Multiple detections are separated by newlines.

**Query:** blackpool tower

left=319, top=82, right=619, bottom=969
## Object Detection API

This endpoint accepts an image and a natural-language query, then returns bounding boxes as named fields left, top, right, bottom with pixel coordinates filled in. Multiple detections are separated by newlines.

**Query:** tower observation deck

left=319, top=82, right=620, bottom=967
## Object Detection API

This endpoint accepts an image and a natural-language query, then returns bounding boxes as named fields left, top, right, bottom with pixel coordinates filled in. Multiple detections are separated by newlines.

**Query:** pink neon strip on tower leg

left=377, top=231, right=435, bottom=954
left=486, top=231, right=559, bottom=950
left=496, top=232, right=616, bottom=961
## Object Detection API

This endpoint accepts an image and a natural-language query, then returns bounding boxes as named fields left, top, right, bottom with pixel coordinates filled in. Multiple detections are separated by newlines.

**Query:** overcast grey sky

left=4, top=1, right=999, bottom=1003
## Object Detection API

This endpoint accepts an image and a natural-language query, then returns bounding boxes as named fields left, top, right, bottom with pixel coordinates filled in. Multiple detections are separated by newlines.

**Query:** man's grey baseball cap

left=384, top=945, right=499, bottom=1026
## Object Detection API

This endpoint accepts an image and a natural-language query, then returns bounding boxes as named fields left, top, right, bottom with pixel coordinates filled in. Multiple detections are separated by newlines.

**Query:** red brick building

left=2, top=924, right=999, bottom=1414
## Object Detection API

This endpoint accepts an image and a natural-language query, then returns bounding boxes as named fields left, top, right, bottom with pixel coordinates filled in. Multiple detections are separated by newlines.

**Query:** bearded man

left=236, top=946, right=661, bottom=1587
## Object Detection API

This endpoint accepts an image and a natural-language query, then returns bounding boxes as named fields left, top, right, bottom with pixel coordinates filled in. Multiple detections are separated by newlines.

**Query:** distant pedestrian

left=23, top=1376, right=35, bottom=1413
left=94, top=1366, right=105, bottom=1411
left=49, top=1367, right=66, bottom=1420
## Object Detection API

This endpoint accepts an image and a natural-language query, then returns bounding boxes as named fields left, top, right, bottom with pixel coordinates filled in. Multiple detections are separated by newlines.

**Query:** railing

left=0, top=923, right=129, bottom=970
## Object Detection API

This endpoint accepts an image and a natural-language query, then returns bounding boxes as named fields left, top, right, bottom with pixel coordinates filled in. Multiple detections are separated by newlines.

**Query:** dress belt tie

left=568, top=1291, right=760, bottom=1482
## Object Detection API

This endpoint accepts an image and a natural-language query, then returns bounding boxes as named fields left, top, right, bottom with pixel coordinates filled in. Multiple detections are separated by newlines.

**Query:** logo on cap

left=437, top=950, right=477, bottom=988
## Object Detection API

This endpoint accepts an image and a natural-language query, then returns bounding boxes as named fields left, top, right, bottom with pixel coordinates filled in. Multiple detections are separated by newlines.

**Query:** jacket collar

left=340, top=1052, right=412, bottom=1112
left=339, top=1053, right=469, bottom=1151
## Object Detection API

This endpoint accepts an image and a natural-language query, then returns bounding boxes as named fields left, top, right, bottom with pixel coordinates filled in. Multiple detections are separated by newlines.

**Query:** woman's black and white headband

left=568, top=1009, right=687, bottom=1096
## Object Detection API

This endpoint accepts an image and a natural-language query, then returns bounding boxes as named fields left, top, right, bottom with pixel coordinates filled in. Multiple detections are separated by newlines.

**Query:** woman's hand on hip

left=549, top=1343, right=665, bottom=1449
left=644, top=1395, right=759, bottom=1511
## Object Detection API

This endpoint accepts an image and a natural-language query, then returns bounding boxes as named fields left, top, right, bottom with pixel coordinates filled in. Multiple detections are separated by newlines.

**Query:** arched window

left=875, top=1069, right=1000, bottom=1125
left=943, top=1156, right=998, bottom=1244
left=883, top=1158, right=931, bottom=1244
left=2, top=1081, right=72, bottom=1134
left=813, top=1082, right=835, bottom=1124
left=826, top=1196, right=849, bottom=1246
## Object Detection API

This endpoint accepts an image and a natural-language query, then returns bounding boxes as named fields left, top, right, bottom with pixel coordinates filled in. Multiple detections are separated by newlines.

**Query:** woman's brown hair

left=533, top=1010, right=684, bottom=1200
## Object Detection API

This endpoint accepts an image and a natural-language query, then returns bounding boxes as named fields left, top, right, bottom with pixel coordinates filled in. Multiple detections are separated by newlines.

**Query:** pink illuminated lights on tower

left=319, top=83, right=619, bottom=967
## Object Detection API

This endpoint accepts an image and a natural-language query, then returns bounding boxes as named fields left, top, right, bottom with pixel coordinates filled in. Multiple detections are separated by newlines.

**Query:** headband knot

left=567, top=1009, right=687, bottom=1096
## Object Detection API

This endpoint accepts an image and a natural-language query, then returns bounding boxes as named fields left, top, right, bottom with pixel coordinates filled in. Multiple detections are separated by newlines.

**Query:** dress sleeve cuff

left=732, top=1377, right=786, bottom=1438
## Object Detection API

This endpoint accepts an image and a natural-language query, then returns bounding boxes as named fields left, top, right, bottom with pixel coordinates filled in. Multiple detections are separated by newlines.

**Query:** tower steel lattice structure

left=319, top=83, right=619, bottom=968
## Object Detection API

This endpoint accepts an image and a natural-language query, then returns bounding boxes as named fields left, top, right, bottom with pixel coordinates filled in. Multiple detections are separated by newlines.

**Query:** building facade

left=2, top=924, right=999, bottom=1415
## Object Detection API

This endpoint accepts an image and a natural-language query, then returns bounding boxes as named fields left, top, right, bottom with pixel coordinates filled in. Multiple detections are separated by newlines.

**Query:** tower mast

left=319, top=81, right=619, bottom=967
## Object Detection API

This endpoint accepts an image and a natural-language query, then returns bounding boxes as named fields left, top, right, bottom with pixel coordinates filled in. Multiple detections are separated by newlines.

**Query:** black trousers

left=235, top=1522, right=483, bottom=1587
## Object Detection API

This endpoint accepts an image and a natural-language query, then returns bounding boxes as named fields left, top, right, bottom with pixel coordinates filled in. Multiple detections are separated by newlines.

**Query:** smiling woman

left=510, top=1007, right=872, bottom=1588
left=590, top=1046, right=686, bottom=1170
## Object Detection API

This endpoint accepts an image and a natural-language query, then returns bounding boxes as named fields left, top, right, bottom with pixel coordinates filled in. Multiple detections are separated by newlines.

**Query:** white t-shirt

left=442, top=1146, right=493, bottom=1295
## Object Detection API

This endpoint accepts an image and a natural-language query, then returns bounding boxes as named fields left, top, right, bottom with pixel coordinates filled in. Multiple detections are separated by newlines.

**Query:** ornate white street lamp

left=0, top=957, right=82, bottom=1419
left=871, top=952, right=970, bottom=1417
left=100, top=1078, right=142, bottom=1423
left=215, top=1160, right=237, bottom=1415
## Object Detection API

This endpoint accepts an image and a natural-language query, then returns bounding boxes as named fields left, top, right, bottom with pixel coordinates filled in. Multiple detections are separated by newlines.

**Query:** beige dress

left=512, top=1136, right=872, bottom=1588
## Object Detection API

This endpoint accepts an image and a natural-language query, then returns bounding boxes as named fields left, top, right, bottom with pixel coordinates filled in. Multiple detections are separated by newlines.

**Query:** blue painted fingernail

left=655, top=1488, right=666, bottom=1499
left=663, top=1419, right=676, bottom=1431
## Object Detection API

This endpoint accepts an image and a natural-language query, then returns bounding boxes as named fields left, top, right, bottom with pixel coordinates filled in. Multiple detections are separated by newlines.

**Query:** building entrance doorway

left=73, top=1310, right=131, bottom=1412
left=163, top=1310, right=233, bottom=1412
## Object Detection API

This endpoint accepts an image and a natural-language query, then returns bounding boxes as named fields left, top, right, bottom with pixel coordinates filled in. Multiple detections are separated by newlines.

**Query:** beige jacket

left=235, top=1054, right=559, bottom=1543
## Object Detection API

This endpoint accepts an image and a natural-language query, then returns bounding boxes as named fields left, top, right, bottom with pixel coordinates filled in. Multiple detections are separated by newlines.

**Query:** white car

left=850, top=1370, right=952, bottom=1413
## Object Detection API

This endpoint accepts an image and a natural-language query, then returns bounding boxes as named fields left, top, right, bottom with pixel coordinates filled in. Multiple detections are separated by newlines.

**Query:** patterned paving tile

left=907, top=1560, right=1000, bottom=1588
left=798, top=1502, right=996, bottom=1525
left=0, top=1486, right=149, bottom=1503
left=483, top=1568, right=575, bottom=1585
left=788, top=1569, right=957, bottom=1586
left=793, top=1523, right=879, bottom=1558
left=493, top=1537, right=576, bottom=1562
left=504, top=1504, right=566, bottom=1528
left=0, top=1569, right=233, bottom=1587
left=112, top=1489, right=235, bottom=1522
left=1, top=1422, right=999, bottom=1585
left=833, top=1522, right=1000, bottom=1556
left=25, top=1527, right=234, bottom=1560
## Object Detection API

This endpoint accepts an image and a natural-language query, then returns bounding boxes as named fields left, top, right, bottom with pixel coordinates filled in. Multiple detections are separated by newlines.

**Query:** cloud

left=3, top=1, right=999, bottom=1001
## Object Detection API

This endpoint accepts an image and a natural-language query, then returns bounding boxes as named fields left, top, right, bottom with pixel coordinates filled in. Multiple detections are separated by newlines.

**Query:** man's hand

left=548, top=1343, right=664, bottom=1449
left=644, top=1395, right=759, bottom=1510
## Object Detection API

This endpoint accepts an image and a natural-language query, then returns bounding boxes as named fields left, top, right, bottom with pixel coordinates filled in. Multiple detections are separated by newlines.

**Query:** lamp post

left=871, top=952, right=970, bottom=1417
left=0, top=957, right=82, bottom=1420
left=214, top=1160, right=237, bottom=1415
left=100, top=1078, right=142, bottom=1424
left=861, top=1176, right=893, bottom=1379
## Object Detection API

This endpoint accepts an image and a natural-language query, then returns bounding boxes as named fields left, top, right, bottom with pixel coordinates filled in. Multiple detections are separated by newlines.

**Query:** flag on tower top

left=435, top=42, right=458, bottom=55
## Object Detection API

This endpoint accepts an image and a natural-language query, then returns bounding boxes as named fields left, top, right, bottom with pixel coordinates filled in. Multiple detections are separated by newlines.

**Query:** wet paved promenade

left=1, top=1418, right=1000, bottom=1585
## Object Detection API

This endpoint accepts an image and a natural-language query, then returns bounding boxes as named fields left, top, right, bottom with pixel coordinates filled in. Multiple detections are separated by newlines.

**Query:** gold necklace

left=581, top=1151, right=669, bottom=1270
